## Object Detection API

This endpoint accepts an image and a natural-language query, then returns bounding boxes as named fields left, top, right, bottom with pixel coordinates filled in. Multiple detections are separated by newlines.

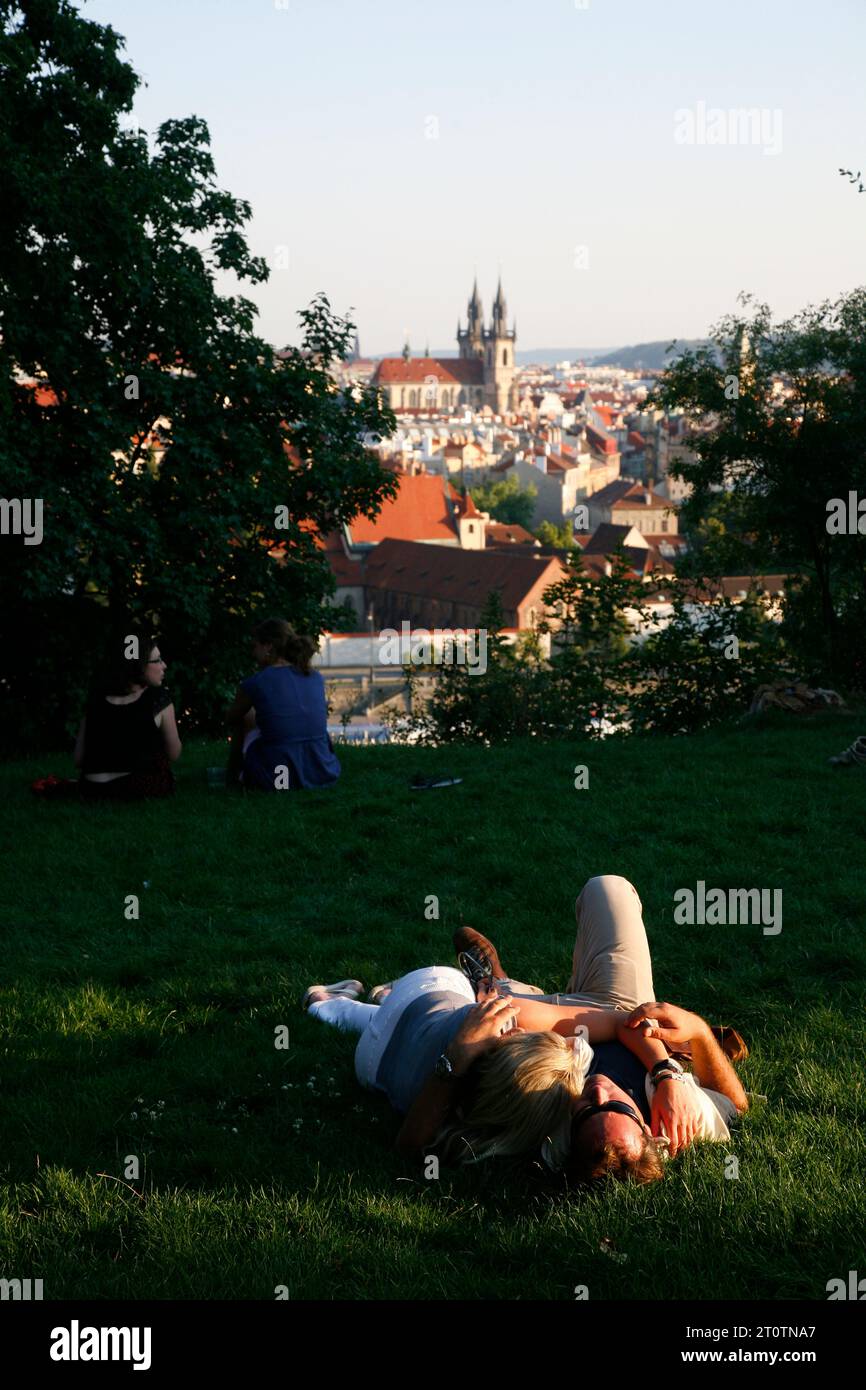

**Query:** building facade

left=372, top=278, right=518, bottom=416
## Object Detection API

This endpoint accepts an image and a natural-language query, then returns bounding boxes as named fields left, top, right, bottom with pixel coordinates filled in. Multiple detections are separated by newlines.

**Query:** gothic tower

left=482, top=277, right=517, bottom=414
left=457, top=279, right=485, bottom=361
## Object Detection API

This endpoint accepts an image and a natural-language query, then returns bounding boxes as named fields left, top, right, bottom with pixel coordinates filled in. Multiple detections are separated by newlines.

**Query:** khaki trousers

left=506, top=875, right=656, bottom=1012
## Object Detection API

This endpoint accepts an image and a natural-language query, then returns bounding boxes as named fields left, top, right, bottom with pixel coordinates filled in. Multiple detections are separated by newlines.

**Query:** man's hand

left=448, top=986, right=521, bottom=1076
left=626, top=1001, right=710, bottom=1049
left=650, top=1078, right=704, bottom=1156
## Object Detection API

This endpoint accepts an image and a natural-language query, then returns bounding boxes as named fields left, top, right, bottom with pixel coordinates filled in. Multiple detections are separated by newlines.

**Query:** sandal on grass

left=301, top=979, right=365, bottom=1011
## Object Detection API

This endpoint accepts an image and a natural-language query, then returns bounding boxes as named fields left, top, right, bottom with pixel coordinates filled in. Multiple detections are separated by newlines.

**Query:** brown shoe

left=671, top=1026, right=749, bottom=1066
left=452, top=926, right=506, bottom=982
left=712, top=1026, right=749, bottom=1063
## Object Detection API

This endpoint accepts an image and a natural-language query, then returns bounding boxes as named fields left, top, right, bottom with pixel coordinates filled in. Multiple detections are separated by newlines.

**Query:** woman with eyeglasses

left=73, top=632, right=182, bottom=800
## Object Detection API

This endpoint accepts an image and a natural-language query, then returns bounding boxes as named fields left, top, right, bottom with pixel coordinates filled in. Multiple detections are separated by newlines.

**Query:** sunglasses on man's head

left=572, top=1099, right=645, bottom=1133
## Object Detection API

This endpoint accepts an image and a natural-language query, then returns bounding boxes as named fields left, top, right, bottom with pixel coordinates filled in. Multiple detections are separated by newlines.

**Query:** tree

left=535, top=519, right=576, bottom=550
left=647, top=291, right=866, bottom=684
left=541, top=547, right=648, bottom=734
left=469, top=474, right=537, bottom=528
left=0, top=0, right=397, bottom=748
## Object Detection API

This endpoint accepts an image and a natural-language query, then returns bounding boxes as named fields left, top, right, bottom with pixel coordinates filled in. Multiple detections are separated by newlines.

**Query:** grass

left=1, top=709, right=865, bottom=1301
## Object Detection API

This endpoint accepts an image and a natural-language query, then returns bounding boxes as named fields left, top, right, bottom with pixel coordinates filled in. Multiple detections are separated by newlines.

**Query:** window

left=502, top=348, right=508, bottom=366
left=660, top=518, right=668, bottom=533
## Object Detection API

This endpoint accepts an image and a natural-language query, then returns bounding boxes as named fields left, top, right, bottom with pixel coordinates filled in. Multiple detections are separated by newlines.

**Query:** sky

left=84, top=0, right=866, bottom=355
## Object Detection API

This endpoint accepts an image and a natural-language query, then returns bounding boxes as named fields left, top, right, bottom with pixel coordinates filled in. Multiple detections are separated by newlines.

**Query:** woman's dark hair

left=94, top=630, right=159, bottom=697
left=253, top=618, right=317, bottom=675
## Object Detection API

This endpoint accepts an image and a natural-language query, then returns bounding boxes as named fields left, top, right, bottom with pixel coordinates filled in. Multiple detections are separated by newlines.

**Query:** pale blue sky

left=84, top=0, right=866, bottom=353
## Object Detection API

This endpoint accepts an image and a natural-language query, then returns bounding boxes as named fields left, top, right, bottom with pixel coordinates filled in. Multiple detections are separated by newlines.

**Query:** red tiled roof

left=364, top=538, right=565, bottom=611
left=346, top=472, right=458, bottom=545
left=486, top=522, right=538, bottom=547
left=585, top=423, right=618, bottom=456
left=373, top=356, right=484, bottom=386
left=583, top=523, right=646, bottom=555
left=590, top=479, right=669, bottom=510
left=319, top=530, right=364, bottom=585
left=456, top=490, right=481, bottom=519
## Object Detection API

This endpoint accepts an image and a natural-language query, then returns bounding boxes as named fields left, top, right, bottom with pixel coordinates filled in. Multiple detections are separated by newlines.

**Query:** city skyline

left=85, top=0, right=866, bottom=353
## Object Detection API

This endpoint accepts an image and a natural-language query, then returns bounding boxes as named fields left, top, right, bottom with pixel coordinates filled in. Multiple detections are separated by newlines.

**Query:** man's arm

left=688, top=1023, right=749, bottom=1113
left=615, top=1017, right=706, bottom=1155
left=497, top=997, right=620, bottom=1041
left=626, top=1002, right=749, bottom=1114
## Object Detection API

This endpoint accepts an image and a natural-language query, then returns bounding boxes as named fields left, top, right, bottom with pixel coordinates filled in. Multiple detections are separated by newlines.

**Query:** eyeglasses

left=572, top=1099, right=646, bottom=1134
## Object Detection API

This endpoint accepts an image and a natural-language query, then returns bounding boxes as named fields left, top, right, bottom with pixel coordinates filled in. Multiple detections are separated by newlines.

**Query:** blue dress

left=240, top=665, right=341, bottom=790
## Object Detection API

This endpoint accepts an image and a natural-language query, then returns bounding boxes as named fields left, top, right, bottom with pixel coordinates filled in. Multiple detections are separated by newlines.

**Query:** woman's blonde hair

left=434, top=1032, right=586, bottom=1166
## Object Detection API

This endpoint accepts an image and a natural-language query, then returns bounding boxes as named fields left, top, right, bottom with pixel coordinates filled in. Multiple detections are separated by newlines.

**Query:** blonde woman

left=303, top=968, right=622, bottom=1164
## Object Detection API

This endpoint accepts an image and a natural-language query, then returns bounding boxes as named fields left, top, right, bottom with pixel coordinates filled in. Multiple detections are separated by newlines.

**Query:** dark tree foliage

left=646, top=292, right=866, bottom=687
left=0, top=0, right=397, bottom=749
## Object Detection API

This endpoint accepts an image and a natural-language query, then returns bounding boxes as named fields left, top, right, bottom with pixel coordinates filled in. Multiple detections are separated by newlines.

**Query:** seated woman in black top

left=74, top=634, right=182, bottom=799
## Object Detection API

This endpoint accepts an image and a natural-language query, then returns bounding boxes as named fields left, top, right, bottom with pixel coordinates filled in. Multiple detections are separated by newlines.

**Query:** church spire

left=492, top=277, right=508, bottom=333
left=467, top=277, right=483, bottom=329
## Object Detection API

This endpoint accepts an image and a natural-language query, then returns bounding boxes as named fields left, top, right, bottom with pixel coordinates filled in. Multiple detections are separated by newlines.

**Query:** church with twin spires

left=371, top=278, right=517, bottom=417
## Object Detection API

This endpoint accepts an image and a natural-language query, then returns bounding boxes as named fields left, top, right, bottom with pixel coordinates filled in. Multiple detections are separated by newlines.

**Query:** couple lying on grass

left=304, top=875, right=749, bottom=1184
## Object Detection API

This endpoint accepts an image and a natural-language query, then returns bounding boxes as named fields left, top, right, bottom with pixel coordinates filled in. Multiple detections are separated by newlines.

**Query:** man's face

left=572, top=1072, right=651, bottom=1158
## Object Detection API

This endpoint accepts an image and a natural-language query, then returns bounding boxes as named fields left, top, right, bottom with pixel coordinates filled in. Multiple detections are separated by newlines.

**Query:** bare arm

left=226, top=687, right=253, bottom=782
left=395, top=992, right=521, bottom=1155
left=498, top=997, right=620, bottom=1042
left=616, top=1015, right=715, bottom=1155
left=689, top=1022, right=749, bottom=1113
left=227, top=687, right=253, bottom=727
left=156, top=702, right=182, bottom=761
left=626, top=1003, right=749, bottom=1114
left=396, top=1072, right=462, bottom=1156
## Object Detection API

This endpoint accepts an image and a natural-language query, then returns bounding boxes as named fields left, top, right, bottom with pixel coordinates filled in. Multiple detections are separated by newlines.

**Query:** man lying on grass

left=458, top=874, right=749, bottom=1183
left=303, top=876, right=748, bottom=1181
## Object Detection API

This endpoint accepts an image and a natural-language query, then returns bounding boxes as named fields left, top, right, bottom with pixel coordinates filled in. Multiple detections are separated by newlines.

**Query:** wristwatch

left=433, top=1051, right=455, bottom=1080
left=651, top=1057, right=683, bottom=1076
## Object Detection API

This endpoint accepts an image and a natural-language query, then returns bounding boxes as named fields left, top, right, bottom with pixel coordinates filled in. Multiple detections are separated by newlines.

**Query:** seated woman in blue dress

left=227, top=618, right=340, bottom=791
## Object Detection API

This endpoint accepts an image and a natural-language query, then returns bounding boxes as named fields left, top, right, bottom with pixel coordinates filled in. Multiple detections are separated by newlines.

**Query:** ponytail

left=253, top=618, right=317, bottom=675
